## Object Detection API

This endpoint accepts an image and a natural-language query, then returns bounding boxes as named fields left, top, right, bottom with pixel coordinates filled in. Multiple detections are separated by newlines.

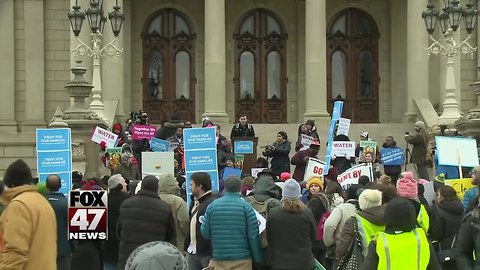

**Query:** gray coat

left=405, top=130, right=428, bottom=165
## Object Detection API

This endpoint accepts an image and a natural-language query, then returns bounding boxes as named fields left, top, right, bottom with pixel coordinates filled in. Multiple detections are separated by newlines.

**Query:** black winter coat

left=105, top=189, right=130, bottom=265
left=265, top=140, right=291, bottom=176
left=455, top=213, right=480, bottom=270
left=71, top=241, right=103, bottom=270
left=230, top=123, right=255, bottom=139
left=118, top=190, right=176, bottom=269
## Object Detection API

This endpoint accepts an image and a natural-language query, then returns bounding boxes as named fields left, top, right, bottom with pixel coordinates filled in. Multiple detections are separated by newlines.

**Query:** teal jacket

left=463, top=186, right=479, bottom=211
left=201, top=192, right=261, bottom=263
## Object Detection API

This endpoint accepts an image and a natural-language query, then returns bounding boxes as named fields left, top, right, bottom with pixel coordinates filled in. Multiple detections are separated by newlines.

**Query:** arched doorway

left=142, top=9, right=196, bottom=123
left=233, top=9, right=288, bottom=123
left=327, top=8, right=380, bottom=123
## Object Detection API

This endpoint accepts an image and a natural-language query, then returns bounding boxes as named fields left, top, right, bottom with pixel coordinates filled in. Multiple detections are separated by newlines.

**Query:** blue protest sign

left=324, top=101, right=343, bottom=174
left=38, top=172, right=72, bottom=195
left=150, top=137, right=170, bottom=152
left=380, top=147, right=404, bottom=166
left=185, top=149, right=218, bottom=171
left=234, top=141, right=254, bottom=154
left=222, top=167, right=243, bottom=179
left=37, top=151, right=71, bottom=174
left=184, top=127, right=216, bottom=150
left=36, top=128, right=70, bottom=151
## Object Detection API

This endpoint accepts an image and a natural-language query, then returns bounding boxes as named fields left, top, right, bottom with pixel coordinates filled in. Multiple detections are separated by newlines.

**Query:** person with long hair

left=263, top=131, right=291, bottom=176
left=266, top=179, right=317, bottom=270
left=380, top=136, right=402, bottom=185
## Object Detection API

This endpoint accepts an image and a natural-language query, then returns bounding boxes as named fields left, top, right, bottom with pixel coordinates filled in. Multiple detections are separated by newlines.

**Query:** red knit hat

left=396, top=172, right=418, bottom=201
left=280, top=172, right=291, bottom=182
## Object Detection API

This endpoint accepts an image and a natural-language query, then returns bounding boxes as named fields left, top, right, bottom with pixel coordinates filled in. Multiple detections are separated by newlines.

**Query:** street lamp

left=67, top=0, right=125, bottom=118
left=422, top=0, right=478, bottom=125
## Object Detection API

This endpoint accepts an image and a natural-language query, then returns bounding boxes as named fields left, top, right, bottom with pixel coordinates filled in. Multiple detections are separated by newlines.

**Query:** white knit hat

left=282, top=179, right=301, bottom=200
left=358, top=189, right=382, bottom=210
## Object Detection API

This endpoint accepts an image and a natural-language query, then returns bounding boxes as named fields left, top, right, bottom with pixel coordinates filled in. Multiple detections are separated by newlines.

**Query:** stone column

left=0, top=0, right=16, bottom=130
left=203, top=0, right=229, bottom=126
left=304, top=0, right=330, bottom=124
left=405, top=0, right=429, bottom=121
left=24, top=0, right=46, bottom=128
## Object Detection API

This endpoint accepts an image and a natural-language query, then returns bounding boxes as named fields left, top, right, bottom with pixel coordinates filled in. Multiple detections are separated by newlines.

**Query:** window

left=359, top=51, right=373, bottom=99
left=267, top=51, right=281, bottom=99
left=331, top=51, right=346, bottom=99
left=148, top=51, right=163, bottom=99
left=176, top=51, right=190, bottom=99
left=240, top=51, right=255, bottom=99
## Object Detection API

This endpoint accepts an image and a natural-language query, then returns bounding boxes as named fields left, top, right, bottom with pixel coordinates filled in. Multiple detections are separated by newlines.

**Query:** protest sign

left=150, top=137, right=170, bottom=152
left=337, top=163, right=373, bottom=191
left=36, top=128, right=72, bottom=195
left=132, top=125, right=157, bottom=140
left=436, top=136, right=479, bottom=167
left=235, top=154, right=245, bottom=170
left=360, top=141, right=377, bottom=162
left=423, top=182, right=435, bottom=206
left=300, top=134, right=315, bottom=151
left=303, top=158, right=326, bottom=182
left=105, top=147, right=122, bottom=171
left=254, top=210, right=267, bottom=234
left=336, top=118, right=351, bottom=136
left=91, top=126, right=118, bottom=148
left=380, top=147, right=404, bottom=166
left=445, top=178, right=475, bottom=199
left=141, top=152, right=174, bottom=178
left=331, top=141, right=355, bottom=158
left=324, top=101, right=343, bottom=174
left=234, top=141, right=254, bottom=154
left=223, top=167, right=243, bottom=179
left=251, top=168, right=268, bottom=178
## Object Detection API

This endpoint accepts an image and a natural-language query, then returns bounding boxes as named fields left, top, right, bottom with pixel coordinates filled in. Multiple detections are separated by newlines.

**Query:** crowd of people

left=1, top=114, right=480, bottom=270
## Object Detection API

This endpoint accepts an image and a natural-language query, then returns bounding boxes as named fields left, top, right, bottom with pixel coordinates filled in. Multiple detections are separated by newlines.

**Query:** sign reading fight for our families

left=337, top=163, right=373, bottom=191
left=331, top=141, right=355, bottom=158
left=436, top=136, right=479, bottom=167
left=380, top=147, right=404, bottom=166
left=36, top=128, right=72, bottom=195
left=336, top=118, right=351, bottom=136
left=304, top=158, right=326, bottom=182
left=91, top=126, right=118, bottom=148
left=132, top=125, right=157, bottom=141
left=150, top=138, right=170, bottom=152
left=324, top=101, right=344, bottom=174
left=234, top=141, right=254, bottom=154
left=445, top=178, right=475, bottom=199
left=300, top=134, right=314, bottom=151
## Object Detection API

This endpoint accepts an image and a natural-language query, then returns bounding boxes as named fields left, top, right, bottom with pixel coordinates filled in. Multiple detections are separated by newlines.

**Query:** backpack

left=245, top=196, right=276, bottom=248
left=317, top=211, right=331, bottom=241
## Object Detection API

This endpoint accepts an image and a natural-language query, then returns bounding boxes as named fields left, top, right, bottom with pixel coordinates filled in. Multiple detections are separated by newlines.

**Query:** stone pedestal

left=455, top=74, right=480, bottom=141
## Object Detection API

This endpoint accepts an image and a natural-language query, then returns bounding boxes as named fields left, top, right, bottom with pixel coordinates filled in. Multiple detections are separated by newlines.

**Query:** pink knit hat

left=280, top=172, right=291, bottom=182
left=418, top=179, right=429, bottom=185
left=396, top=172, right=418, bottom=200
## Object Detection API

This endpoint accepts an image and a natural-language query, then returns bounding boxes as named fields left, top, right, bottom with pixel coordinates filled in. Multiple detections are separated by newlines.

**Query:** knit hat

left=415, top=121, right=426, bottom=130
left=125, top=241, right=188, bottom=270
left=384, top=197, right=417, bottom=232
left=280, top=172, right=291, bottom=182
left=3, top=159, right=33, bottom=188
left=358, top=189, right=382, bottom=210
left=418, top=179, right=429, bottom=185
left=396, top=172, right=418, bottom=201
left=435, top=173, right=445, bottom=184
left=224, top=176, right=241, bottom=192
left=142, top=175, right=159, bottom=193
left=282, top=179, right=301, bottom=200
left=307, top=176, right=324, bottom=190
left=108, top=174, right=125, bottom=189
left=361, top=132, right=369, bottom=139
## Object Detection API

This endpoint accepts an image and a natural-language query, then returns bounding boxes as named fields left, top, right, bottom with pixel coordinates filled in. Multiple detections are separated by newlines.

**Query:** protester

left=295, top=124, right=310, bottom=152
left=325, top=181, right=345, bottom=208
left=263, top=131, right=291, bottom=176
left=201, top=176, right=261, bottom=269
left=45, top=174, right=74, bottom=270
left=0, top=159, right=57, bottom=270
left=241, top=176, right=255, bottom=197
left=217, top=140, right=234, bottom=171
left=112, top=123, right=128, bottom=147
left=463, top=165, right=480, bottom=211
left=434, top=173, right=445, bottom=192
left=405, top=120, right=430, bottom=181
left=266, top=179, right=317, bottom=270
left=291, top=140, right=321, bottom=182
left=331, top=134, right=355, bottom=174
left=168, top=127, right=184, bottom=148
left=215, top=124, right=228, bottom=150
left=397, top=172, right=430, bottom=233
left=72, top=170, right=85, bottom=190
left=355, top=132, right=370, bottom=163
left=257, top=157, right=269, bottom=169
left=118, top=175, right=177, bottom=269
left=184, top=120, right=193, bottom=128
left=105, top=174, right=129, bottom=270
left=158, top=174, right=189, bottom=251
left=429, top=186, right=463, bottom=270
left=358, top=175, right=371, bottom=186
left=230, top=114, right=255, bottom=139
left=305, top=119, right=319, bottom=140
left=185, top=172, right=217, bottom=270
left=275, top=172, right=291, bottom=193
left=125, top=241, right=188, bottom=270
left=381, top=136, right=402, bottom=184
left=378, top=175, right=392, bottom=186
left=361, top=197, right=441, bottom=270
left=455, top=195, right=480, bottom=269
left=114, top=153, right=141, bottom=183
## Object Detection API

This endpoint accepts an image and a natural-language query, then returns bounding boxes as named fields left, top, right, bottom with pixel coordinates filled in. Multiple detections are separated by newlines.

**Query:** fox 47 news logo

left=68, top=190, right=108, bottom=240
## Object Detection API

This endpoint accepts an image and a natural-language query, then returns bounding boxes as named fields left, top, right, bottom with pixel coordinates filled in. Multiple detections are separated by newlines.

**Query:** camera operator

left=405, top=121, right=430, bottom=180
left=263, top=131, right=291, bottom=176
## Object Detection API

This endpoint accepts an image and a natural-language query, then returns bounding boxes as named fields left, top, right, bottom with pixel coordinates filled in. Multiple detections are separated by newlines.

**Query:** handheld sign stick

left=457, top=149, right=463, bottom=180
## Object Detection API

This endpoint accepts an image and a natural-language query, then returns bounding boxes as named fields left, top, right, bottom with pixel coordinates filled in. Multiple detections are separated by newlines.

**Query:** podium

left=231, top=137, right=258, bottom=176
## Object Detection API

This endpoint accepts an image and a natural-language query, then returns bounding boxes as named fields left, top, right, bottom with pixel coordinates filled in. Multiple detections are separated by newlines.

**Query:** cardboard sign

left=234, top=141, right=254, bottom=154
left=91, top=126, right=118, bottom=148
left=423, top=181, right=435, bottom=206
left=324, top=101, right=343, bottom=174
left=150, top=137, right=170, bottom=152
left=300, top=134, right=315, bottom=151
left=251, top=168, right=268, bottom=178
left=360, top=141, right=377, bottom=162
left=132, top=125, right=157, bottom=141
left=222, top=167, right=243, bottom=179
left=303, top=158, right=326, bottom=182
left=380, top=147, right=404, bottom=166
left=337, top=163, right=373, bottom=191
left=336, top=118, right=351, bottom=136
left=445, top=178, right=475, bottom=200
left=141, top=152, right=174, bottom=178
left=105, top=147, right=122, bottom=170
left=331, top=141, right=355, bottom=158
left=436, top=136, right=479, bottom=167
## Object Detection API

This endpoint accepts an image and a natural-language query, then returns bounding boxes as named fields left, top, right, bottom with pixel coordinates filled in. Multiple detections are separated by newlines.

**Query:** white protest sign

left=91, top=126, right=118, bottom=148
left=300, top=134, right=315, bottom=151
left=331, top=141, right=356, bottom=158
left=251, top=168, right=268, bottom=178
left=141, top=152, right=175, bottom=179
left=303, top=158, right=326, bottom=182
left=336, top=118, right=351, bottom=136
left=337, top=163, right=373, bottom=190
left=436, top=136, right=479, bottom=167
left=423, top=181, right=435, bottom=206
left=254, top=209, right=267, bottom=234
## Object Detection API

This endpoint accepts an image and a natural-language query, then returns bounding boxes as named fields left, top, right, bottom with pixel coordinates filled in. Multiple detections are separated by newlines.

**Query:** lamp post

left=67, top=0, right=125, bottom=118
left=422, top=0, right=478, bottom=125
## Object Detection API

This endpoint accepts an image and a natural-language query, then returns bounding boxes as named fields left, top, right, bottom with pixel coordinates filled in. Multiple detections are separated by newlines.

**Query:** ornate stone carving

left=72, top=139, right=86, bottom=162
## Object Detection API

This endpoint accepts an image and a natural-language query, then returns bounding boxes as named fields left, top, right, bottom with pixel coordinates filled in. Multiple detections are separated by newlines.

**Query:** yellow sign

left=445, top=178, right=475, bottom=200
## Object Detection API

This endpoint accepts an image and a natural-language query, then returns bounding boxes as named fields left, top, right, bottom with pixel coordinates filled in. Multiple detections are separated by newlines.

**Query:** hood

left=439, top=199, right=464, bottom=216
left=358, top=204, right=386, bottom=226
left=158, top=174, right=180, bottom=196
left=3, top=185, right=38, bottom=202
left=251, top=175, right=279, bottom=201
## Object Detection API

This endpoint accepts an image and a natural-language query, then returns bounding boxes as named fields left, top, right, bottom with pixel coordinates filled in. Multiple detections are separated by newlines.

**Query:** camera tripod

left=404, top=143, right=416, bottom=172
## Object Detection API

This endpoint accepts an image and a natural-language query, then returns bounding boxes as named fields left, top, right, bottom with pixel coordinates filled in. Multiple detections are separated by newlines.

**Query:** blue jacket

left=201, top=192, right=261, bottom=262
left=463, top=186, right=479, bottom=211
left=45, top=192, right=75, bottom=257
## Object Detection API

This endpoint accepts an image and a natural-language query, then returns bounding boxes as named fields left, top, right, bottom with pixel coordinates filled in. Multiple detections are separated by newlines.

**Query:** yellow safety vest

left=417, top=204, right=430, bottom=232
left=376, top=229, right=430, bottom=270
left=356, top=214, right=386, bottom=256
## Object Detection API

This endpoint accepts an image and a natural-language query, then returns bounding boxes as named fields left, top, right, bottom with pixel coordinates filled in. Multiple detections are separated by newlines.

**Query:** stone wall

left=0, top=141, right=37, bottom=178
